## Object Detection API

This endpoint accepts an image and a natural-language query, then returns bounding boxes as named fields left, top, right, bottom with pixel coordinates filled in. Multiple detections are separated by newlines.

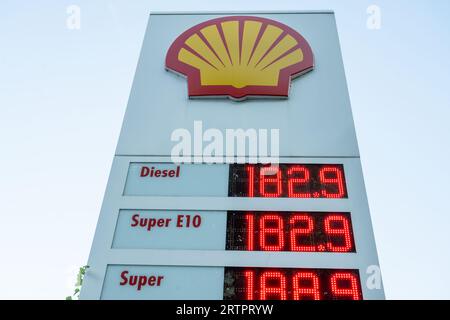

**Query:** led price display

left=229, top=164, right=348, bottom=198
left=223, top=267, right=362, bottom=300
left=226, top=212, right=355, bottom=252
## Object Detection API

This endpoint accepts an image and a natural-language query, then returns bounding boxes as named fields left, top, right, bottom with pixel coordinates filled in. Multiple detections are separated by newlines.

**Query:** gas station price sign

left=123, top=163, right=348, bottom=198
left=82, top=12, right=384, bottom=301
left=112, top=207, right=355, bottom=254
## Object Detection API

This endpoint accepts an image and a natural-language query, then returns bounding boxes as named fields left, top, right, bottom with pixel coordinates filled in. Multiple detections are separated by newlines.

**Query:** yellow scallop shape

left=177, top=18, right=305, bottom=89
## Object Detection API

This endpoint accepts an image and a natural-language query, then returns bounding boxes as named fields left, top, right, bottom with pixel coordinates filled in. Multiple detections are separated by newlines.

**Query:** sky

left=0, top=0, right=449, bottom=299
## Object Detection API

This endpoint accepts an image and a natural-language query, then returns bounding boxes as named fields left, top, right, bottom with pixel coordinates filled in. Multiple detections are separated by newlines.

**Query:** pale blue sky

left=0, top=0, right=449, bottom=299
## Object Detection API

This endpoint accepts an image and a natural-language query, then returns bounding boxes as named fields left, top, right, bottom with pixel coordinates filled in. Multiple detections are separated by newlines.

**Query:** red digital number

left=259, top=166, right=282, bottom=197
left=259, top=215, right=284, bottom=251
left=293, top=272, right=321, bottom=300
left=244, top=271, right=254, bottom=300
left=245, top=214, right=255, bottom=251
left=287, top=166, right=311, bottom=198
left=289, top=214, right=315, bottom=252
left=260, top=271, right=287, bottom=300
left=319, top=167, right=345, bottom=198
left=245, top=165, right=255, bottom=197
left=324, top=215, right=352, bottom=252
left=330, top=272, right=362, bottom=300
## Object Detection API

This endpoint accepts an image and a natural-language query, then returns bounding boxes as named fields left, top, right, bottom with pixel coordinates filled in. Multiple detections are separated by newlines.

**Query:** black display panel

left=226, top=211, right=355, bottom=252
left=228, top=164, right=348, bottom=198
left=223, top=267, right=362, bottom=300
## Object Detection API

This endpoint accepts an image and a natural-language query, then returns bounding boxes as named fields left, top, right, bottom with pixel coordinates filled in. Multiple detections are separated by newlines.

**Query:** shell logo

left=165, top=16, right=314, bottom=101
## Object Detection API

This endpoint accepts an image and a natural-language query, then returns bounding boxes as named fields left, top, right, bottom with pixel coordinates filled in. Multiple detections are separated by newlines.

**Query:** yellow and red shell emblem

left=166, top=16, right=314, bottom=100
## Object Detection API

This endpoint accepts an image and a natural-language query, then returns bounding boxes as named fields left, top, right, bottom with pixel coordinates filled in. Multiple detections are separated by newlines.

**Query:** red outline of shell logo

left=165, top=16, right=314, bottom=101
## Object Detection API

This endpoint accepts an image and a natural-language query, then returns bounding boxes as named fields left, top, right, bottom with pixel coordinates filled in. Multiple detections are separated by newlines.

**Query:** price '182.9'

left=228, top=164, right=348, bottom=198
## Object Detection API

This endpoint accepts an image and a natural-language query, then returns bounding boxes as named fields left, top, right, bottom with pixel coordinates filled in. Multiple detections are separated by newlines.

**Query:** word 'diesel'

left=140, top=166, right=180, bottom=178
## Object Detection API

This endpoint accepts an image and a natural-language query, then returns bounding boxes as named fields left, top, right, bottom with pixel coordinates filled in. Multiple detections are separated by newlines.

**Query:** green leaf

left=76, top=272, right=82, bottom=286
left=66, top=264, right=89, bottom=300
